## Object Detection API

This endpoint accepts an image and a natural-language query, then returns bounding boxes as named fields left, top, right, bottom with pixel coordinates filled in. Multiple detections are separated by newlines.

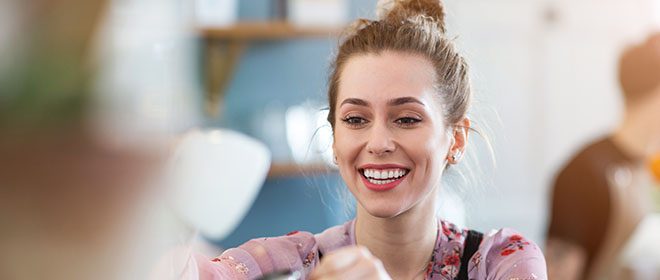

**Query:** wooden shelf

left=267, top=162, right=338, bottom=178
left=199, top=21, right=342, bottom=117
left=199, top=21, right=341, bottom=40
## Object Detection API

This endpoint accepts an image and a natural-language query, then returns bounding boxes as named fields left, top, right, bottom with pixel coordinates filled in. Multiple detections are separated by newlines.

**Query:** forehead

left=337, top=51, right=437, bottom=104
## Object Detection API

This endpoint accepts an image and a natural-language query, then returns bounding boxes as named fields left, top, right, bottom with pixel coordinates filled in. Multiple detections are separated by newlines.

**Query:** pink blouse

left=196, top=218, right=547, bottom=280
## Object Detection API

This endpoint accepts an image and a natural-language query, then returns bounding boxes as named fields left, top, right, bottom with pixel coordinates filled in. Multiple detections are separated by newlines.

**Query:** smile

left=358, top=165, right=410, bottom=191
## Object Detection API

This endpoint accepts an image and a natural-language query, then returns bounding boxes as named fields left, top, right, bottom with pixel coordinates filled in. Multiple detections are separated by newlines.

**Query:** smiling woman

left=333, top=52, right=454, bottom=221
left=202, top=0, right=548, bottom=279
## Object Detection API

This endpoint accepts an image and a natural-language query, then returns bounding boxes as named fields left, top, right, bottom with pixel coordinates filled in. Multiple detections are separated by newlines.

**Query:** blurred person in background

left=546, top=32, right=660, bottom=280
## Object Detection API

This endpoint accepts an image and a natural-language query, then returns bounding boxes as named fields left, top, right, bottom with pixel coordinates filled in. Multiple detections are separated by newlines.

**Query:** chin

left=359, top=199, right=407, bottom=218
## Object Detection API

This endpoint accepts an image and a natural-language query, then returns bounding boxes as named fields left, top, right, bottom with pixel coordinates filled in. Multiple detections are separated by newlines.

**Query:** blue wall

left=218, top=174, right=354, bottom=248
left=208, top=0, right=376, bottom=248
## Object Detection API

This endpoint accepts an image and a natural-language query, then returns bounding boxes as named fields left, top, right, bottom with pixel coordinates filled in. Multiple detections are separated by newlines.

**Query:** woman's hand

left=309, top=246, right=391, bottom=280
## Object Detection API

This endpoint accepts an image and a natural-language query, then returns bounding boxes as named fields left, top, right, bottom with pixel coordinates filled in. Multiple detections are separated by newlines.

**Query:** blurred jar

left=649, top=154, right=660, bottom=212
left=287, top=0, right=348, bottom=27
left=650, top=153, right=660, bottom=183
left=195, top=0, right=238, bottom=27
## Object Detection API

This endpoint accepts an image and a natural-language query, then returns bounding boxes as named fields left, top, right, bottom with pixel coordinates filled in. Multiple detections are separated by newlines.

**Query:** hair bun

left=376, top=0, right=446, bottom=31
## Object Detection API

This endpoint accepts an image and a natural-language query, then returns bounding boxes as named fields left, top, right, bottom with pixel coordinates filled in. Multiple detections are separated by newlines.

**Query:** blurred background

left=1, top=0, right=660, bottom=279
left=207, top=0, right=658, bottom=248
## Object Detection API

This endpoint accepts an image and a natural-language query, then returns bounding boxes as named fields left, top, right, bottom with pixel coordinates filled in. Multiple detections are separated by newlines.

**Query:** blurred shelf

left=199, top=21, right=342, bottom=117
left=267, top=162, right=338, bottom=178
left=199, top=21, right=341, bottom=40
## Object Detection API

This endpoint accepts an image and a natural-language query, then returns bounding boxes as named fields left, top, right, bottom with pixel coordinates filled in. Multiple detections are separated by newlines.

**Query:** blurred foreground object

left=0, top=0, right=199, bottom=279
left=168, top=129, right=270, bottom=240
left=0, top=0, right=108, bottom=129
left=546, top=32, right=660, bottom=280
left=149, top=129, right=271, bottom=280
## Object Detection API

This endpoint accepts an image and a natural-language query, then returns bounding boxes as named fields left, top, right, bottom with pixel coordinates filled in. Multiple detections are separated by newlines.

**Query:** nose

left=366, top=123, right=395, bottom=156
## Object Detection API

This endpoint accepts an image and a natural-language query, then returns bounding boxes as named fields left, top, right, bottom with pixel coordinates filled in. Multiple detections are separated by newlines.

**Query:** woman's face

left=333, top=50, right=455, bottom=218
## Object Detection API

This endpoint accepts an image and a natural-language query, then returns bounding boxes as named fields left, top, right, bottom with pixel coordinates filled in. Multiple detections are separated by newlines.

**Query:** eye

left=395, top=117, right=421, bottom=126
left=341, top=116, right=368, bottom=127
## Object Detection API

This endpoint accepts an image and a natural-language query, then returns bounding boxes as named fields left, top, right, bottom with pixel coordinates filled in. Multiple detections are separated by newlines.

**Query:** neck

left=355, top=189, right=439, bottom=280
left=612, top=99, right=660, bottom=161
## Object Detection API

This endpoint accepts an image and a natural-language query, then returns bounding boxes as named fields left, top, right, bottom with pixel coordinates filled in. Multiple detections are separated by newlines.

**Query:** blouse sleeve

left=199, top=231, right=320, bottom=280
left=470, top=228, right=548, bottom=280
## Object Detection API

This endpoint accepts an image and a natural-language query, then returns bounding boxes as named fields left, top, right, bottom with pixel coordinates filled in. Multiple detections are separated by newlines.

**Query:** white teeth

left=367, top=178, right=395, bottom=184
left=362, top=168, right=408, bottom=181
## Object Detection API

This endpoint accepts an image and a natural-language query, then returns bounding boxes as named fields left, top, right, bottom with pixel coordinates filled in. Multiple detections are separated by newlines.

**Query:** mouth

left=358, top=165, right=410, bottom=191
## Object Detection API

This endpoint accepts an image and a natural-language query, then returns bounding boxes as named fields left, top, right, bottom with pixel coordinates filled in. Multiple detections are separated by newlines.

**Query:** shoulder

left=548, top=137, right=620, bottom=242
left=555, top=137, right=623, bottom=183
left=314, top=218, right=355, bottom=254
left=470, top=228, right=547, bottom=279
left=549, top=137, right=618, bottom=221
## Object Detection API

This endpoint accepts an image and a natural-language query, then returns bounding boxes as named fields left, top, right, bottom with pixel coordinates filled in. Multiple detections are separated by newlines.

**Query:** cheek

left=333, top=138, right=357, bottom=190
left=403, top=129, right=450, bottom=174
left=333, top=128, right=363, bottom=166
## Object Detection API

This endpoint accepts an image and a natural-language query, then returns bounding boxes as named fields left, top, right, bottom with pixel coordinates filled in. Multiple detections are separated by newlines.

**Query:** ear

left=332, top=141, right=338, bottom=165
left=446, top=117, right=470, bottom=165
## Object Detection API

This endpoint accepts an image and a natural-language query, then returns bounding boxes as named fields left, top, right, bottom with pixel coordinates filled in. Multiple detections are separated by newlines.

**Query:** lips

left=358, top=164, right=410, bottom=191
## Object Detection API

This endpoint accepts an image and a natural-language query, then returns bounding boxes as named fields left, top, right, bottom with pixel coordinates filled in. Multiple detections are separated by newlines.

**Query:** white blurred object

left=285, top=102, right=334, bottom=165
left=616, top=214, right=660, bottom=280
left=254, top=101, right=290, bottom=162
left=195, top=0, right=237, bottom=27
left=288, top=0, right=348, bottom=27
left=169, top=129, right=271, bottom=240
left=91, top=0, right=199, bottom=149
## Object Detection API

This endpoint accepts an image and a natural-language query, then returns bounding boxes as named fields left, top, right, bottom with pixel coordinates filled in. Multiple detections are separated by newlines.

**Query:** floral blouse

left=195, top=218, right=547, bottom=280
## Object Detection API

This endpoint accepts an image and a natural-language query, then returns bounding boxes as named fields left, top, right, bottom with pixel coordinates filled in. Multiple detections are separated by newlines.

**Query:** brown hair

left=326, top=0, right=471, bottom=129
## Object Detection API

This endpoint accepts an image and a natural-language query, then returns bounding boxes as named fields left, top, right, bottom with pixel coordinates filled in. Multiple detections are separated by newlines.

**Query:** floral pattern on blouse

left=210, top=255, right=249, bottom=275
left=204, top=218, right=547, bottom=280
left=426, top=220, right=469, bottom=279
left=501, top=234, right=531, bottom=256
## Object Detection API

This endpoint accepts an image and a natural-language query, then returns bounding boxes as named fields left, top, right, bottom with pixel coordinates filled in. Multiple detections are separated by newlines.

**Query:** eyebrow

left=387, top=97, right=424, bottom=106
left=339, top=97, right=425, bottom=107
left=340, top=98, right=369, bottom=107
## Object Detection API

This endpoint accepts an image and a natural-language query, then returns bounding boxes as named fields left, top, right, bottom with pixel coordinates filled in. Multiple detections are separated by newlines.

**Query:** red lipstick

left=358, top=164, right=410, bottom=192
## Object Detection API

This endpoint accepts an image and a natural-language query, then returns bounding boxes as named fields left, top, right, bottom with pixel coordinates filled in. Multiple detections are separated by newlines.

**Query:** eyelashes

left=395, top=117, right=421, bottom=126
left=341, top=116, right=368, bottom=128
left=340, top=115, right=422, bottom=128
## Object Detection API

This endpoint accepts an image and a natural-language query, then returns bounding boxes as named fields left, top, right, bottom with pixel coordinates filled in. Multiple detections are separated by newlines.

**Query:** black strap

left=457, top=230, right=483, bottom=280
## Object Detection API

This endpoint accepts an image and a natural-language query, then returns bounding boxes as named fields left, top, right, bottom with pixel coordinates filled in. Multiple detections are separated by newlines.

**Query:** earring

left=333, top=155, right=338, bottom=164
left=452, top=150, right=461, bottom=162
